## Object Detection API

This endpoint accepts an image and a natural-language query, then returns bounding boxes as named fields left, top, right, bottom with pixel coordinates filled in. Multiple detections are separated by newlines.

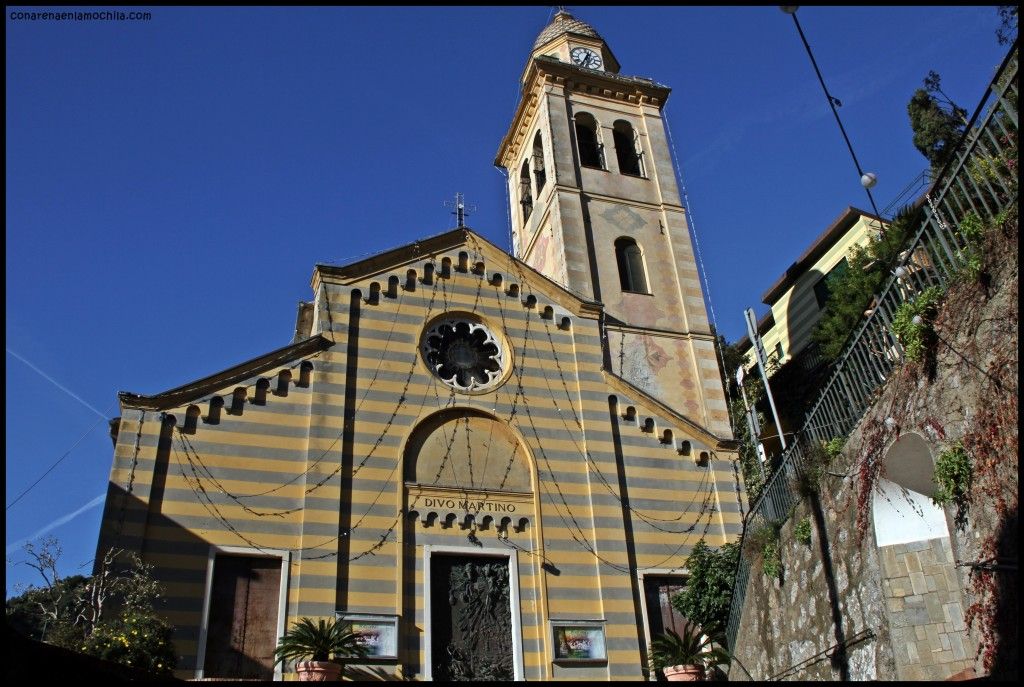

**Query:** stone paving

left=880, top=537, right=974, bottom=681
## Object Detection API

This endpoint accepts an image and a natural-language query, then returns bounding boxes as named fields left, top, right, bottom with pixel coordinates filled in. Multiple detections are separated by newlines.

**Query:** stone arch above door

left=404, top=408, right=533, bottom=493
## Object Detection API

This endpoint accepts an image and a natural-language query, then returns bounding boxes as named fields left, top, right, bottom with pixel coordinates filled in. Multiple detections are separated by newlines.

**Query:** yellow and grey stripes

left=96, top=230, right=741, bottom=680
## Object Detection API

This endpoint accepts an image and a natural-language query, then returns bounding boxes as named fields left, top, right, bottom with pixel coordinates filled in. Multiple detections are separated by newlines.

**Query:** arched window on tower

left=574, top=112, right=603, bottom=169
left=615, top=237, right=649, bottom=293
left=520, top=160, right=533, bottom=223
left=613, top=120, right=644, bottom=176
left=532, top=132, right=546, bottom=192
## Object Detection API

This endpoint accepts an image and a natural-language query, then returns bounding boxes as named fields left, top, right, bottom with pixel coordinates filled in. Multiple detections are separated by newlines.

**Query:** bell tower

left=495, top=10, right=731, bottom=437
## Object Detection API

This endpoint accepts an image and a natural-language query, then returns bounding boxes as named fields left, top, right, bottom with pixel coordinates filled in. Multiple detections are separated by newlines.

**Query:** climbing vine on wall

left=943, top=206, right=1018, bottom=673
left=847, top=205, right=1018, bottom=672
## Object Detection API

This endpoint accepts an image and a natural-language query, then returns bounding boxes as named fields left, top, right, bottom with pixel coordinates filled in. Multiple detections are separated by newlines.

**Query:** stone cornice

left=603, top=371, right=736, bottom=451
left=118, top=335, right=334, bottom=411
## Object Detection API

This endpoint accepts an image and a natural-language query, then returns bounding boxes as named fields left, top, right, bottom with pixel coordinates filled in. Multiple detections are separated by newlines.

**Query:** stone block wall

left=881, top=538, right=973, bottom=680
left=730, top=212, right=1016, bottom=680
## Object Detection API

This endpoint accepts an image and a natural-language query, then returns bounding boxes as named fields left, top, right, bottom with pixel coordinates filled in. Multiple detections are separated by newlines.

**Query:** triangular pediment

left=313, top=227, right=603, bottom=319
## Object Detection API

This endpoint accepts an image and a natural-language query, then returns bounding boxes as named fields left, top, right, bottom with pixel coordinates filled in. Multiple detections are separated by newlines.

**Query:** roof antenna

left=444, top=192, right=476, bottom=228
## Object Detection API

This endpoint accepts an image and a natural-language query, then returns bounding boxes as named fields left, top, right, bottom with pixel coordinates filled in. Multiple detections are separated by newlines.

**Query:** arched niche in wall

left=403, top=408, right=533, bottom=493
left=872, top=432, right=948, bottom=547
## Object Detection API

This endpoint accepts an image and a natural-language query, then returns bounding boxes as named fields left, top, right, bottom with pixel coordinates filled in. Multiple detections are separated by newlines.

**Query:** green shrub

left=670, top=541, right=739, bottom=630
left=891, top=286, right=944, bottom=362
left=745, top=521, right=780, bottom=553
left=960, top=212, right=983, bottom=243
left=823, top=437, right=845, bottom=461
left=81, top=612, right=177, bottom=675
left=933, top=442, right=972, bottom=507
left=762, top=541, right=782, bottom=579
left=793, top=440, right=839, bottom=497
left=956, top=212, right=985, bottom=280
left=745, top=522, right=782, bottom=578
left=649, top=624, right=729, bottom=671
left=794, top=517, right=812, bottom=545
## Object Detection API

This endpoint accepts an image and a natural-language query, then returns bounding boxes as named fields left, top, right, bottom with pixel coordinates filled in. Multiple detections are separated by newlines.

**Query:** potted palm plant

left=649, top=623, right=729, bottom=682
left=273, top=616, right=368, bottom=681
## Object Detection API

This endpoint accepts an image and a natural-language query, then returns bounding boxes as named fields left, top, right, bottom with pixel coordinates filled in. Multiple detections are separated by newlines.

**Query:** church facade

left=95, top=11, right=742, bottom=681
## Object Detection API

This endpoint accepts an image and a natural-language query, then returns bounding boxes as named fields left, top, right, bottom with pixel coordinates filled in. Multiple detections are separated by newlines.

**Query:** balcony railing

left=726, top=43, right=1018, bottom=652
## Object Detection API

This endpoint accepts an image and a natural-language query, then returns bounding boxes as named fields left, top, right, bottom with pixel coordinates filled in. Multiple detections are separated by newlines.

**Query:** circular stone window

left=421, top=318, right=507, bottom=393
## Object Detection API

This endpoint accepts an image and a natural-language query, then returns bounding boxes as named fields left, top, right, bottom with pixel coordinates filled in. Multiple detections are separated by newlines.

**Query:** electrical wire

left=6, top=411, right=114, bottom=511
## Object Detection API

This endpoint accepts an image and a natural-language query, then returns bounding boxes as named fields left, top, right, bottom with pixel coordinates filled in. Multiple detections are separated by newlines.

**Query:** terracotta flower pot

left=296, top=660, right=343, bottom=681
left=663, top=664, right=705, bottom=681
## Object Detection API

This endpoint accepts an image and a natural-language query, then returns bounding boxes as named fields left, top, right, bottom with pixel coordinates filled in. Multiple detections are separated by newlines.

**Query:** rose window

left=422, top=319, right=506, bottom=392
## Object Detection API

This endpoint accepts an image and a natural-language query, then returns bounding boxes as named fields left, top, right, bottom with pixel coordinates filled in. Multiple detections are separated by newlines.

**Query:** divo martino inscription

left=422, top=497, right=517, bottom=513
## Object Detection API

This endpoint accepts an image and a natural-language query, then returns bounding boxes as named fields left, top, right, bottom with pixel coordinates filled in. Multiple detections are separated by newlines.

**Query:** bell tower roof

left=533, top=10, right=601, bottom=50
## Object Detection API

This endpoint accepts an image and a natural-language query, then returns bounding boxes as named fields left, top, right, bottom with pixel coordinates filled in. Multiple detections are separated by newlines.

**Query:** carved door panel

left=431, top=555, right=514, bottom=681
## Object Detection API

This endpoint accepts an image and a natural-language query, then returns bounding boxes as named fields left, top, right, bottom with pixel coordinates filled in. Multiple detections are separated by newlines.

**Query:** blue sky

left=5, top=6, right=1009, bottom=596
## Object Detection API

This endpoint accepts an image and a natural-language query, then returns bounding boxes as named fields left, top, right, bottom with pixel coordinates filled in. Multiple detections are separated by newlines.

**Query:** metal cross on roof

left=444, top=192, right=476, bottom=228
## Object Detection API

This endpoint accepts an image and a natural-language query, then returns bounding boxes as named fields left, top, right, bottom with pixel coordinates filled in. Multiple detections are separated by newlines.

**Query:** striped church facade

left=96, top=228, right=743, bottom=680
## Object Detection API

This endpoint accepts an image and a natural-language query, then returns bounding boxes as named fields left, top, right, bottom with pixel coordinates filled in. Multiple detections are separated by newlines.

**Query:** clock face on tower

left=570, top=47, right=603, bottom=70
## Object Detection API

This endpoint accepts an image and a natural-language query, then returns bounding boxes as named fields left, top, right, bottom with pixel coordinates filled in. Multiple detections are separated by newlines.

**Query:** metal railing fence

left=726, top=43, right=1018, bottom=652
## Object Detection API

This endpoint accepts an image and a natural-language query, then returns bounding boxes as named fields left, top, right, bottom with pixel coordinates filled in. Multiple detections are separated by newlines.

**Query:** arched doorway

left=401, top=408, right=538, bottom=680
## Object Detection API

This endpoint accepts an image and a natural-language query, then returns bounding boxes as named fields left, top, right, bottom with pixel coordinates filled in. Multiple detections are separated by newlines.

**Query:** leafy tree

left=670, top=540, right=739, bottom=630
left=812, top=204, right=921, bottom=360
left=718, top=337, right=749, bottom=398
left=728, top=377, right=766, bottom=499
left=997, top=5, right=1017, bottom=45
left=6, top=537, right=90, bottom=646
left=6, top=573, right=89, bottom=642
left=908, top=72, right=967, bottom=173
left=6, top=537, right=177, bottom=675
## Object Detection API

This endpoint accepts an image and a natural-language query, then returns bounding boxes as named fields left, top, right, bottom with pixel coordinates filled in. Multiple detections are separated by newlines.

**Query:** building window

left=612, top=120, right=644, bottom=176
left=615, top=237, right=648, bottom=293
left=574, top=112, right=603, bottom=169
left=519, top=160, right=533, bottom=223
left=532, top=132, right=546, bottom=192
left=813, top=258, right=849, bottom=309
left=421, top=318, right=508, bottom=393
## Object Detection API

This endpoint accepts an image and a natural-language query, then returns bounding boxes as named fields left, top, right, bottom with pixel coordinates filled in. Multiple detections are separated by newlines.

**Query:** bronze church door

left=430, top=554, right=514, bottom=681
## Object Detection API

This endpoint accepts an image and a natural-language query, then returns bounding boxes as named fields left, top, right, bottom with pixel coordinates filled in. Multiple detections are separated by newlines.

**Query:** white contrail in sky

left=6, top=348, right=109, bottom=420
left=6, top=493, right=107, bottom=556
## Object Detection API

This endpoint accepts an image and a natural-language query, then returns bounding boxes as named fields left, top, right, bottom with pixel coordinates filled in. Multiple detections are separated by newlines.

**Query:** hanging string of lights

left=781, top=6, right=882, bottom=217
left=479, top=237, right=722, bottom=568
left=531, top=305, right=721, bottom=535
left=165, top=254, right=448, bottom=558
left=113, top=410, right=146, bottom=538
left=159, top=272, right=413, bottom=505
left=159, top=229, right=726, bottom=568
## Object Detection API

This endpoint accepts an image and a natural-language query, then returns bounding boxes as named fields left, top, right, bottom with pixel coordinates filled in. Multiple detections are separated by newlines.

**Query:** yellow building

left=95, top=11, right=741, bottom=680
left=738, top=206, right=885, bottom=373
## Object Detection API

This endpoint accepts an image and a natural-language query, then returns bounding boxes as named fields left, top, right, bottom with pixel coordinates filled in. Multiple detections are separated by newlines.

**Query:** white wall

left=872, top=478, right=949, bottom=547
